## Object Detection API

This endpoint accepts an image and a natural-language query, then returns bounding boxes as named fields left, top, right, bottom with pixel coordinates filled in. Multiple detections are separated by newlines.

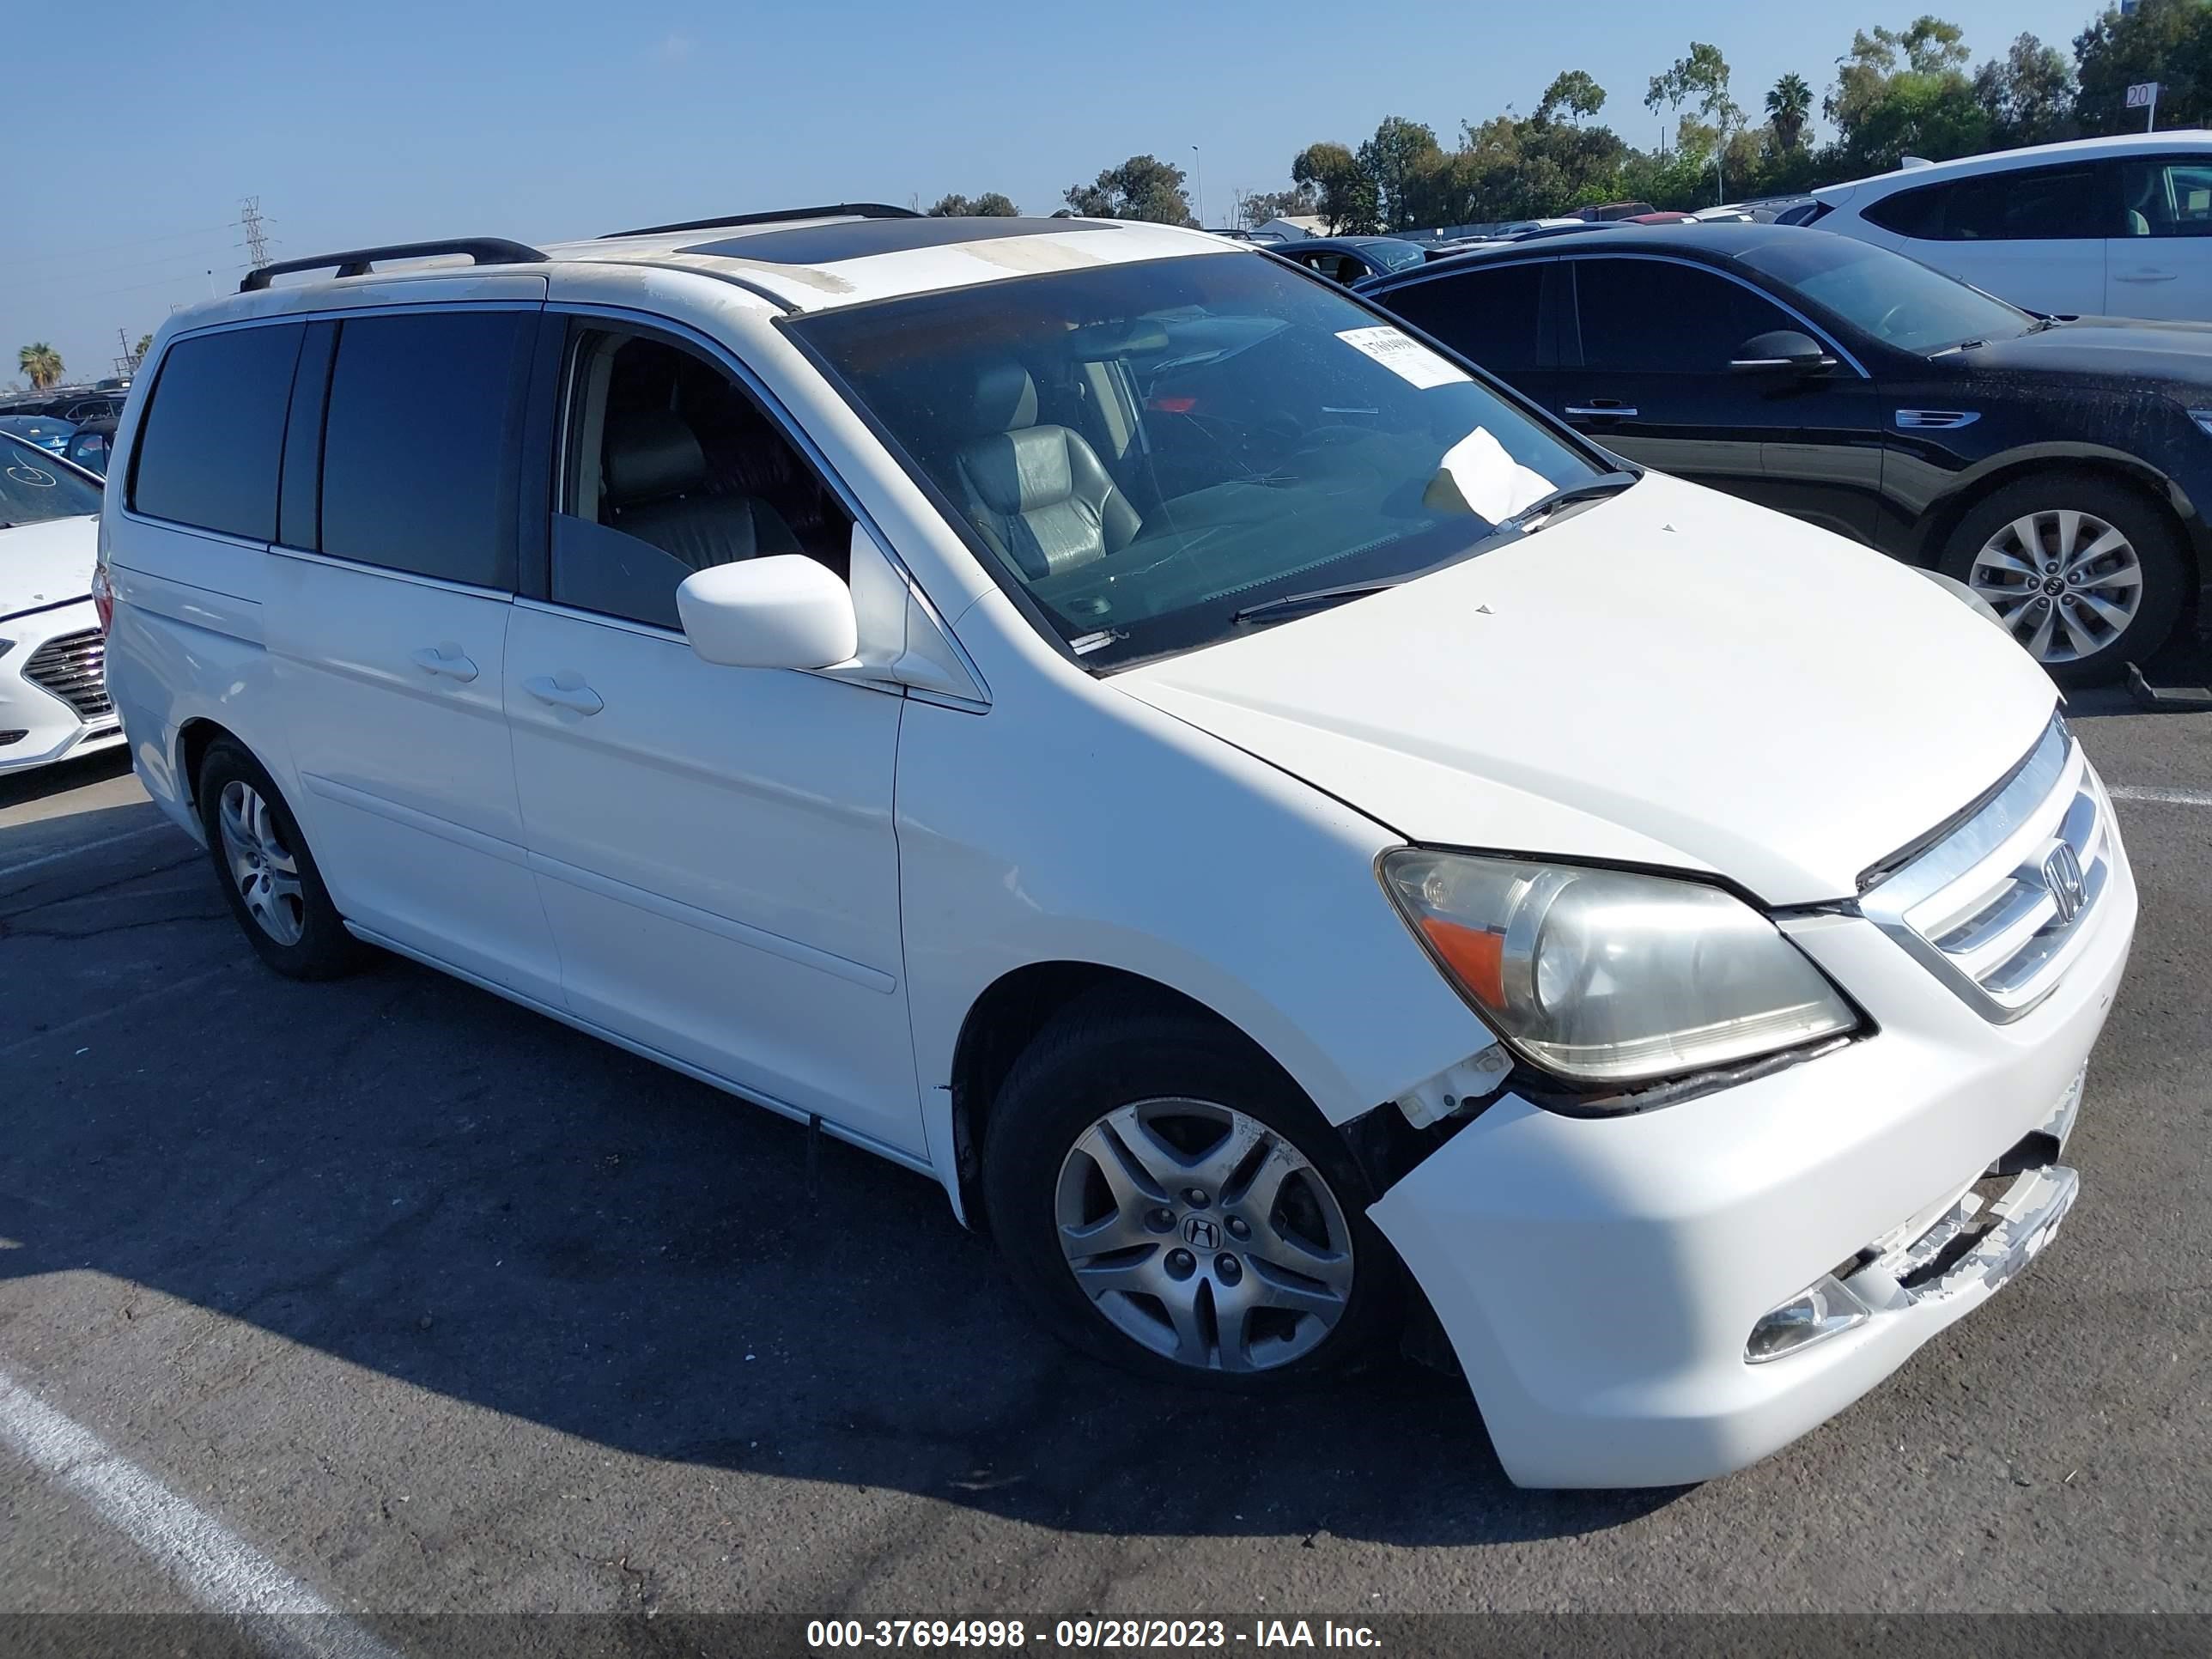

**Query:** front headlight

left=1380, top=850, right=1857, bottom=1089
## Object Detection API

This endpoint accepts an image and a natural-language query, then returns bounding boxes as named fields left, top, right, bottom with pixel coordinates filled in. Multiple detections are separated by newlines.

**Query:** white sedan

left=2, top=433, right=118, bottom=775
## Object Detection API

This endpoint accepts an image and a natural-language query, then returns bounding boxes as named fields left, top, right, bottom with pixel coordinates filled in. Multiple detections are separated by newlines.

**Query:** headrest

left=967, top=360, right=1038, bottom=436
left=605, top=410, right=706, bottom=505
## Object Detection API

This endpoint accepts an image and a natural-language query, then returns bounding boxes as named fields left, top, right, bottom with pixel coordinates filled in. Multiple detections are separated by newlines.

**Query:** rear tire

left=981, top=992, right=1401, bottom=1388
left=195, top=738, right=366, bottom=980
left=1939, top=472, right=2186, bottom=687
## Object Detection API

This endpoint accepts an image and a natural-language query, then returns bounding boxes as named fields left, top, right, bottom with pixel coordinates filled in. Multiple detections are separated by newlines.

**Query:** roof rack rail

left=601, top=203, right=921, bottom=239
left=238, top=238, right=546, bottom=293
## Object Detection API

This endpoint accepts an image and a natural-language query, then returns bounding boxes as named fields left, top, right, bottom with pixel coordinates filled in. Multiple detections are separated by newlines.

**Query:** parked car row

left=0, top=432, right=118, bottom=774
left=85, top=206, right=2127, bottom=1492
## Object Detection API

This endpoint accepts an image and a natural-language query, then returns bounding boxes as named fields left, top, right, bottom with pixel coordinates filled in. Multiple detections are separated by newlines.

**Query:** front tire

left=981, top=993, right=1401, bottom=1386
left=196, top=738, right=366, bottom=980
left=1940, top=472, right=2186, bottom=687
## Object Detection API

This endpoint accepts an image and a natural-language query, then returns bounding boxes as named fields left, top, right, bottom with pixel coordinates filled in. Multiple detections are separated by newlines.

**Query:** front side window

left=793, top=252, right=1603, bottom=668
left=2121, top=156, right=2212, bottom=235
left=552, top=326, right=851, bottom=630
left=131, top=323, right=302, bottom=540
left=1383, top=262, right=1547, bottom=374
left=1, top=433, right=104, bottom=526
left=318, top=311, right=532, bottom=588
left=1736, top=234, right=2036, bottom=354
left=1863, top=164, right=2109, bottom=241
left=1574, top=260, right=1793, bottom=373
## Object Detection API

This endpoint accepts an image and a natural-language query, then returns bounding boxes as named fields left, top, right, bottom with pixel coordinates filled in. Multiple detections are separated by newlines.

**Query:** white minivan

left=1810, top=131, right=2212, bottom=320
left=97, top=209, right=2134, bottom=1490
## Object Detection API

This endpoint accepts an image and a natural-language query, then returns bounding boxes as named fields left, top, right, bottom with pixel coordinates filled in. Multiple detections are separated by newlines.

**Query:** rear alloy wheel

left=1942, top=476, right=2185, bottom=686
left=195, top=738, right=367, bottom=980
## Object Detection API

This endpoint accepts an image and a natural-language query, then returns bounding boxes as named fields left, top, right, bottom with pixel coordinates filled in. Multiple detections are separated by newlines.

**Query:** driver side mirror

left=1730, top=330, right=1836, bottom=375
left=676, top=555, right=858, bottom=671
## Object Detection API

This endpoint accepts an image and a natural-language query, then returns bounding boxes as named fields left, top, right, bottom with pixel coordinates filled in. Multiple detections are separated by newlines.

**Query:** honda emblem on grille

left=2044, top=843, right=2086, bottom=924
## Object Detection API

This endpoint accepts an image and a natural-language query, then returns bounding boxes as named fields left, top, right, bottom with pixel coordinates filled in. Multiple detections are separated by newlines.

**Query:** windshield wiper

left=1929, top=338, right=1987, bottom=357
left=1231, top=471, right=1638, bottom=628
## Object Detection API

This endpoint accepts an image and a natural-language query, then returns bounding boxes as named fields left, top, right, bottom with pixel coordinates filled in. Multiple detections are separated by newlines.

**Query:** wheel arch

left=1913, top=447, right=2197, bottom=574
left=945, top=961, right=1306, bottom=1235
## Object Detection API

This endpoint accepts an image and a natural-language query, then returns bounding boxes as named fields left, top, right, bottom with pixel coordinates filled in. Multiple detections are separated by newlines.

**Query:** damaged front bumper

left=1368, top=858, right=2135, bottom=1491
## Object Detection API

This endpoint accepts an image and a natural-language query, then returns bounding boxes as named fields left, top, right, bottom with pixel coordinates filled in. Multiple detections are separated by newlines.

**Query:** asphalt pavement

left=1, top=676, right=2207, bottom=1631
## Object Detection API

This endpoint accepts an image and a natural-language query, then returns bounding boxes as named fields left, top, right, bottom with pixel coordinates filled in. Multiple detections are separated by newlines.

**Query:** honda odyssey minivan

left=96, top=207, right=2134, bottom=1489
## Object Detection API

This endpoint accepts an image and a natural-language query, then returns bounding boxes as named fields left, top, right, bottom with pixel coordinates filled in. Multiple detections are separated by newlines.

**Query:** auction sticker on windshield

left=1335, top=325, right=1469, bottom=389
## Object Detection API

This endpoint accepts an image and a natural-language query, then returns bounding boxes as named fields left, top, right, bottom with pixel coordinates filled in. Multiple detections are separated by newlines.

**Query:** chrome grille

left=21, top=629, right=113, bottom=724
left=1861, top=716, right=2113, bottom=1022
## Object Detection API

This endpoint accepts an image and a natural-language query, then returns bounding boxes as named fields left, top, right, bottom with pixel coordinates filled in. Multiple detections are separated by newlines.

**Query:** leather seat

left=951, top=362, right=1140, bottom=579
left=604, top=410, right=801, bottom=570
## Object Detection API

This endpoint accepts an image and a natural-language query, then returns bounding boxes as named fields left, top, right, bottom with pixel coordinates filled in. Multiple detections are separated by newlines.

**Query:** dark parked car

left=1361, top=222, right=2212, bottom=683
left=0, top=414, right=76, bottom=456
left=1269, top=235, right=1428, bottom=285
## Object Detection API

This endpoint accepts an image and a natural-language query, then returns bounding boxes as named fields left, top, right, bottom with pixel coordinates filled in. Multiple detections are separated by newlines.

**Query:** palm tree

left=17, top=343, right=64, bottom=390
left=1767, top=72, right=1814, bottom=151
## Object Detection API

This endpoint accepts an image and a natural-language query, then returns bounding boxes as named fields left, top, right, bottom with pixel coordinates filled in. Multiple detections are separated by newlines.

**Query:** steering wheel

left=1870, top=301, right=1911, bottom=342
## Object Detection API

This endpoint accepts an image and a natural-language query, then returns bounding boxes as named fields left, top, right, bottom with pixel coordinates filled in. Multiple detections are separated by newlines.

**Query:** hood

left=1968, top=315, right=2212, bottom=386
left=1117, top=473, right=2054, bottom=906
left=0, top=514, right=98, bottom=620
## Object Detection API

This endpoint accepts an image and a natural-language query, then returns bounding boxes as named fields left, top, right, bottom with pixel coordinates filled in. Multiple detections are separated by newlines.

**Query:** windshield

left=793, top=252, right=1605, bottom=668
left=1, top=434, right=104, bottom=527
left=1736, top=234, right=2035, bottom=354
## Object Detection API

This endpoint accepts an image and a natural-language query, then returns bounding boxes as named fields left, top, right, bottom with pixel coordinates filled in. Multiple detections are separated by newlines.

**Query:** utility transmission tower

left=239, top=197, right=273, bottom=270
left=114, top=329, right=142, bottom=379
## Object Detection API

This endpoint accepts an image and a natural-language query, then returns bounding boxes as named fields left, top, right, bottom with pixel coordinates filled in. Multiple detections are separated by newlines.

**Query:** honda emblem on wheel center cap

left=1183, top=1216, right=1220, bottom=1249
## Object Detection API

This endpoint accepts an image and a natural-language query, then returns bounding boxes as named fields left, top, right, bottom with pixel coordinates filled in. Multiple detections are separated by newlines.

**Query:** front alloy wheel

left=1967, top=508, right=2142, bottom=667
left=1054, top=1097, right=1356, bottom=1374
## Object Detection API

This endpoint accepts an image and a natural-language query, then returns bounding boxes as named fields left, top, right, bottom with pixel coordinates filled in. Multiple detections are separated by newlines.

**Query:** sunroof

left=679, top=216, right=1116, bottom=264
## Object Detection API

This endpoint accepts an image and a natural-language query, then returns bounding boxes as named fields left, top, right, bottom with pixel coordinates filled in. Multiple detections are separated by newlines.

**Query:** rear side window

left=1863, top=164, right=2109, bottom=241
left=131, top=323, right=303, bottom=540
left=1382, top=264, right=1547, bottom=374
left=1573, top=259, right=1794, bottom=373
left=319, top=310, right=532, bottom=588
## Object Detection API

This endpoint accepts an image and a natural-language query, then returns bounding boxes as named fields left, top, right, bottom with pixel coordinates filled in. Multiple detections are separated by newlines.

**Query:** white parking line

left=0, top=823, right=172, bottom=883
left=2106, top=783, right=2212, bottom=808
left=0, top=1367, right=398, bottom=1658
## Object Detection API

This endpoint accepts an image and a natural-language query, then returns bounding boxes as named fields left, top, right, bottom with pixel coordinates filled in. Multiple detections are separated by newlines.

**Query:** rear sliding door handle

left=1565, top=403, right=1638, bottom=418
left=524, top=673, right=605, bottom=716
left=410, top=644, right=479, bottom=683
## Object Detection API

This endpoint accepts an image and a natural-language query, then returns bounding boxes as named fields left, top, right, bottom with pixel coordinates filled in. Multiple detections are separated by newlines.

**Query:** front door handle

left=1565, top=402, right=1638, bottom=419
left=2114, top=268, right=2178, bottom=283
left=411, top=644, right=479, bottom=683
left=524, top=673, right=605, bottom=716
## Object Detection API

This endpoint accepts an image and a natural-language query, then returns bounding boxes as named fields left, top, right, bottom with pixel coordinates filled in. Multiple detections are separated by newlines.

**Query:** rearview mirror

left=1730, top=330, right=1835, bottom=375
left=676, top=556, right=858, bottom=671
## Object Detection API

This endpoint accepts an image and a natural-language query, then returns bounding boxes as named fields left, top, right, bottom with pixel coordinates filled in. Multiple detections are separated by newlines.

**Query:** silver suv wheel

left=216, top=779, right=307, bottom=947
left=1968, top=508, right=2143, bottom=665
left=1054, top=1097, right=1356, bottom=1374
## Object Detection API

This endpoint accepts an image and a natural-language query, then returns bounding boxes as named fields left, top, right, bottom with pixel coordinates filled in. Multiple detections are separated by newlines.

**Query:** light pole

left=1191, top=144, right=1205, bottom=228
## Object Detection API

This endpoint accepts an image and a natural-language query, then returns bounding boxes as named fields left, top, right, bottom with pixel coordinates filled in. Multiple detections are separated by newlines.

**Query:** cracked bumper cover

left=1368, top=853, right=2136, bottom=1491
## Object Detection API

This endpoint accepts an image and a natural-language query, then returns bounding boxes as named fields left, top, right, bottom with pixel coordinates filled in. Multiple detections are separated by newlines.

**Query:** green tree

left=17, top=343, right=63, bottom=390
left=1827, top=17, right=1988, bottom=171
left=1291, top=142, right=1378, bottom=233
left=927, top=191, right=1019, bottom=216
left=1239, top=184, right=1319, bottom=226
left=1766, top=71, right=1814, bottom=149
left=1974, top=33, right=2078, bottom=147
left=2075, top=0, right=2212, bottom=133
left=1648, top=42, right=1742, bottom=143
left=1537, top=70, right=1607, bottom=126
left=135, top=333, right=153, bottom=361
left=1064, top=155, right=1193, bottom=223
left=1356, top=116, right=1443, bottom=230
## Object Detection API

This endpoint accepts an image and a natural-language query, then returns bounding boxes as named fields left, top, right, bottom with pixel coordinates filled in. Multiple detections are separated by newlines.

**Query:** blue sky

left=7, top=0, right=2106, bottom=383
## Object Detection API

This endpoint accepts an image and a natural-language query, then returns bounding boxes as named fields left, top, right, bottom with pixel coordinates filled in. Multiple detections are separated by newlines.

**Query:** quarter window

left=1573, top=260, right=1795, bottom=373
left=551, top=326, right=850, bottom=630
left=1382, top=263, right=1547, bottom=374
left=130, top=323, right=303, bottom=540
left=2120, top=157, right=2212, bottom=235
left=319, top=310, right=532, bottom=588
left=1863, top=163, right=2110, bottom=241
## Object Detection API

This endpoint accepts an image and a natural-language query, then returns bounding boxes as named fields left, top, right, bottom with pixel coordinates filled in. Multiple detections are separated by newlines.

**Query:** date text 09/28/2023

left=805, top=1619, right=1383, bottom=1650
